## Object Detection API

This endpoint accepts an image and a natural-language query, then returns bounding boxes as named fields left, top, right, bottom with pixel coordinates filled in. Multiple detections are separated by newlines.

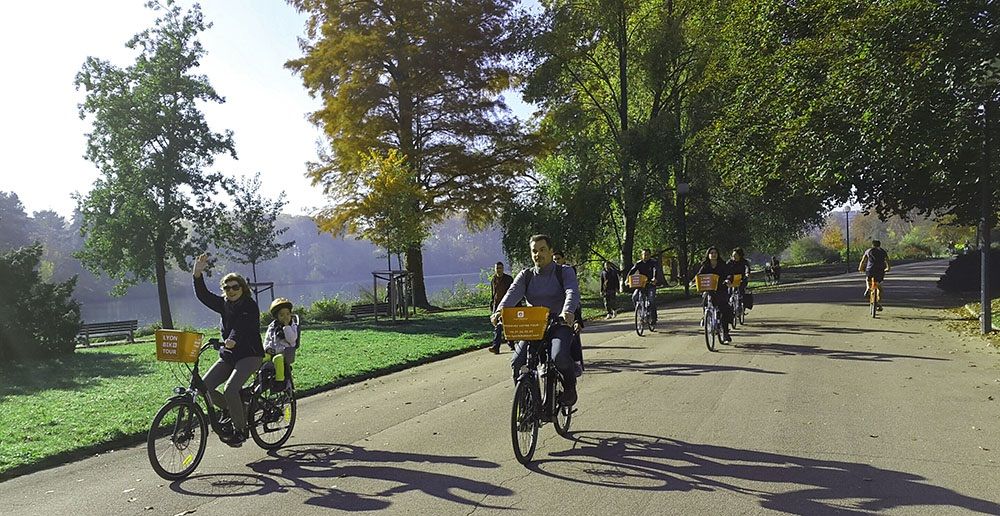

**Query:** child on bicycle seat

left=265, top=298, right=299, bottom=390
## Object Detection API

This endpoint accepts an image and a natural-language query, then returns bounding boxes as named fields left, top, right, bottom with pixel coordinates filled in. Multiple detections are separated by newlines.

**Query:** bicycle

left=867, top=276, right=883, bottom=318
left=729, top=274, right=746, bottom=328
left=509, top=316, right=576, bottom=465
left=633, top=287, right=656, bottom=336
left=147, top=338, right=297, bottom=480
left=702, top=293, right=723, bottom=352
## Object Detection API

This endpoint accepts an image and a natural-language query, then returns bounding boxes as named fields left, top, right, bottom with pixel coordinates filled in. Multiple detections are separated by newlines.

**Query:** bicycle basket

left=730, top=274, right=743, bottom=287
left=155, top=329, right=202, bottom=363
left=628, top=273, right=648, bottom=289
left=696, top=274, right=719, bottom=292
left=501, top=306, right=550, bottom=341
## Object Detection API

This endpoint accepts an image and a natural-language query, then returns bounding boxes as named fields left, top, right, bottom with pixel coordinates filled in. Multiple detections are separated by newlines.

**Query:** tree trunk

left=620, top=209, right=637, bottom=278
left=154, top=241, right=174, bottom=329
left=405, top=244, right=431, bottom=308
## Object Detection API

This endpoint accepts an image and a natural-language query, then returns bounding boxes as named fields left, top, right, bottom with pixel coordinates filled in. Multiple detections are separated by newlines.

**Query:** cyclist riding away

left=858, top=239, right=890, bottom=309
left=193, top=253, right=265, bottom=446
left=628, top=249, right=663, bottom=325
left=491, top=235, right=581, bottom=406
left=695, top=246, right=733, bottom=344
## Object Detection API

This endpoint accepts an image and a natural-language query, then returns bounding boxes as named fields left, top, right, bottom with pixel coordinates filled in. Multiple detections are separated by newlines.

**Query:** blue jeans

left=510, top=325, right=576, bottom=388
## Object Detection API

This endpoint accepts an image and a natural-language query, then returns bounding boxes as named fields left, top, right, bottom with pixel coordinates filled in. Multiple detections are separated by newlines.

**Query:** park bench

left=348, top=302, right=390, bottom=319
left=77, top=320, right=139, bottom=346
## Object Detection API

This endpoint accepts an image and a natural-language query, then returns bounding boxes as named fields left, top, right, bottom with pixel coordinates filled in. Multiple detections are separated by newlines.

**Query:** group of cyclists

left=186, top=233, right=891, bottom=453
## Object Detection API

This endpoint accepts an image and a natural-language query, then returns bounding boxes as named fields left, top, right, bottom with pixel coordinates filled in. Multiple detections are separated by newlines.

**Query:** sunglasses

left=222, top=284, right=241, bottom=292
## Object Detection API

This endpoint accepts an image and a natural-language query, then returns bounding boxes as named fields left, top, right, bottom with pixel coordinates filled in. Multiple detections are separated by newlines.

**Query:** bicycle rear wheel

left=870, top=282, right=878, bottom=318
left=635, top=304, right=645, bottom=336
left=552, top=375, right=573, bottom=438
left=248, top=384, right=297, bottom=449
left=511, top=379, right=540, bottom=464
left=147, top=399, right=207, bottom=481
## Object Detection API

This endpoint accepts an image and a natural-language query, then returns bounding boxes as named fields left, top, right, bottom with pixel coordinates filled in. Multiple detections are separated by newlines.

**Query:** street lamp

left=843, top=205, right=852, bottom=273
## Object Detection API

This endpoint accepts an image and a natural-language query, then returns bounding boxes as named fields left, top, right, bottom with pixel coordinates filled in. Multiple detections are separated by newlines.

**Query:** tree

left=287, top=0, right=538, bottom=307
left=74, top=1, right=234, bottom=328
left=0, top=244, right=81, bottom=362
left=315, top=149, right=428, bottom=263
left=210, top=173, right=295, bottom=285
left=522, top=0, right=692, bottom=271
left=0, top=191, right=32, bottom=252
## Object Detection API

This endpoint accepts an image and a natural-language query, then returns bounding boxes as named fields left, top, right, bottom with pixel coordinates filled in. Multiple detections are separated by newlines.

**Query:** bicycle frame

left=515, top=320, right=567, bottom=424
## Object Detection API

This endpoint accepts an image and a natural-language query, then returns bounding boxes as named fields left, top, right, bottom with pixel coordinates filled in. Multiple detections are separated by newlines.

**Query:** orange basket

left=628, top=273, right=648, bottom=289
left=501, top=306, right=550, bottom=341
left=730, top=274, right=743, bottom=287
left=155, top=329, right=202, bottom=363
left=696, top=274, right=719, bottom=292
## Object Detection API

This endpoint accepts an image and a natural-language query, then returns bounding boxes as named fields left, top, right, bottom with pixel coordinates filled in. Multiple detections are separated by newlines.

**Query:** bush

left=0, top=244, right=81, bottom=361
left=429, top=279, right=491, bottom=308
left=308, top=296, right=349, bottom=322
left=789, top=237, right=841, bottom=264
left=937, top=249, right=1000, bottom=293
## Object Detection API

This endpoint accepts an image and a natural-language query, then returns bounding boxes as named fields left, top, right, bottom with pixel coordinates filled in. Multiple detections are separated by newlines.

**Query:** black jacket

left=695, top=260, right=731, bottom=296
left=194, top=275, right=264, bottom=363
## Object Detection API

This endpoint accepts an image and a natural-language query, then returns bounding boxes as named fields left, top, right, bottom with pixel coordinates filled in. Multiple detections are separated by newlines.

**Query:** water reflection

left=79, top=272, right=484, bottom=327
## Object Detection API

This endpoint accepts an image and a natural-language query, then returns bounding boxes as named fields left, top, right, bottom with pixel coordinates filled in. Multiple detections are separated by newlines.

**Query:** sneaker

left=221, top=427, right=246, bottom=447
left=488, top=343, right=500, bottom=354
left=876, top=304, right=883, bottom=312
left=559, top=384, right=578, bottom=406
left=722, top=331, right=732, bottom=344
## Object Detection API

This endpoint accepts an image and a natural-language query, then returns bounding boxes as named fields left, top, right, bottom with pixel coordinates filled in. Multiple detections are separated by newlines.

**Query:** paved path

left=2, top=260, right=999, bottom=515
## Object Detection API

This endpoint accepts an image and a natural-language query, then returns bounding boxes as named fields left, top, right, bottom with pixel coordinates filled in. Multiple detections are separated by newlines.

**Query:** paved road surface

left=2, top=260, right=999, bottom=515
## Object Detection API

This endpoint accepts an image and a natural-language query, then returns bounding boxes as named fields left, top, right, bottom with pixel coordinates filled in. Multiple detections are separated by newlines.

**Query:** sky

left=0, top=1, right=534, bottom=220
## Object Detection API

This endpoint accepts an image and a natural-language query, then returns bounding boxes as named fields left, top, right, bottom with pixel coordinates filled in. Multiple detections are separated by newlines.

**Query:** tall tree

left=287, top=0, right=538, bottom=307
left=522, top=0, right=695, bottom=271
left=210, top=173, right=295, bottom=285
left=74, top=0, right=234, bottom=328
left=315, top=149, right=428, bottom=262
left=0, top=192, right=32, bottom=252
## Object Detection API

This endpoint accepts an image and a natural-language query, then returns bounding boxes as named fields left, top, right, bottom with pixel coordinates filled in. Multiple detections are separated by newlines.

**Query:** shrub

left=308, top=296, right=349, bottom=322
left=937, top=249, right=1000, bottom=293
left=0, top=244, right=82, bottom=361
left=789, top=237, right=841, bottom=264
left=429, top=279, right=491, bottom=308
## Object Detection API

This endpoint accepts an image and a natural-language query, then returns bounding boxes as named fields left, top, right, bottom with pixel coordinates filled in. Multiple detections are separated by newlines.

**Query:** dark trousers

left=602, top=292, right=616, bottom=314
left=510, top=325, right=576, bottom=388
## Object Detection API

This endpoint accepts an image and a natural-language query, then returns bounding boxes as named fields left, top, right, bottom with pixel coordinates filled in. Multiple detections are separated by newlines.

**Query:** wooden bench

left=77, top=320, right=139, bottom=346
left=348, top=303, right=390, bottom=319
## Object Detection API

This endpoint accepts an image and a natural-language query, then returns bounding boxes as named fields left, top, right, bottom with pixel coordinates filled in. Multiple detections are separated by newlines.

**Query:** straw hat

left=269, top=297, right=293, bottom=317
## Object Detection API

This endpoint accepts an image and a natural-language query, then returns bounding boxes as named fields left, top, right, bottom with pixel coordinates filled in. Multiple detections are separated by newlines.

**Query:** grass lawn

left=0, top=308, right=493, bottom=479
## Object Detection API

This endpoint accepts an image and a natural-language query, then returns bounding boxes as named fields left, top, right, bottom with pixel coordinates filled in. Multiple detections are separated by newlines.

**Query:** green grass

left=0, top=308, right=492, bottom=479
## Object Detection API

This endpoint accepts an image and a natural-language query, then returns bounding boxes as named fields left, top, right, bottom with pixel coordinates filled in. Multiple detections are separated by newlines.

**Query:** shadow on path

left=170, top=443, right=511, bottom=512
left=733, top=342, right=947, bottom=362
left=529, top=431, right=1000, bottom=515
left=583, top=358, right=784, bottom=377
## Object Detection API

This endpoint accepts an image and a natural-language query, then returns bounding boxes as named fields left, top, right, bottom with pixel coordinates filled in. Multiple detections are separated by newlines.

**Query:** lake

left=78, top=272, right=486, bottom=328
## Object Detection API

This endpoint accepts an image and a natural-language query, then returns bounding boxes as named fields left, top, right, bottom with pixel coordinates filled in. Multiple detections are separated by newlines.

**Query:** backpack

left=523, top=265, right=584, bottom=325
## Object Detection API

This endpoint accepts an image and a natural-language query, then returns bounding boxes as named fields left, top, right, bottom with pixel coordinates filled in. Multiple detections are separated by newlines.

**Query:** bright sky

left=0, top=1, right=334, bottom=218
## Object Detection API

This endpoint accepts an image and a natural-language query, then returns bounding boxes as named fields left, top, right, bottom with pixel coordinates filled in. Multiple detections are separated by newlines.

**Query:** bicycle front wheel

left=635, top=305, right=645, bottom=336
left=704, top=311, right=716, bottom=352
left=248, top=385, right=297, bottom=449
left=147, top=399, right=207, bottom=481
left=511, top=379, right=539, bottom=464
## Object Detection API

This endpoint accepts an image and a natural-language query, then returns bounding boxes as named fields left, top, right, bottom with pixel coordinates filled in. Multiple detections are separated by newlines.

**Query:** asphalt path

left=2, top=260, right=999, bottom=515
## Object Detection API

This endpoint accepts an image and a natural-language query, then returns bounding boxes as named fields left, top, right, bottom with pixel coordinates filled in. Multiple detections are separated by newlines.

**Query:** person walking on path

left=601, top=261, right=620, bottom=319
left=488, top=262, right=514, bottom=354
